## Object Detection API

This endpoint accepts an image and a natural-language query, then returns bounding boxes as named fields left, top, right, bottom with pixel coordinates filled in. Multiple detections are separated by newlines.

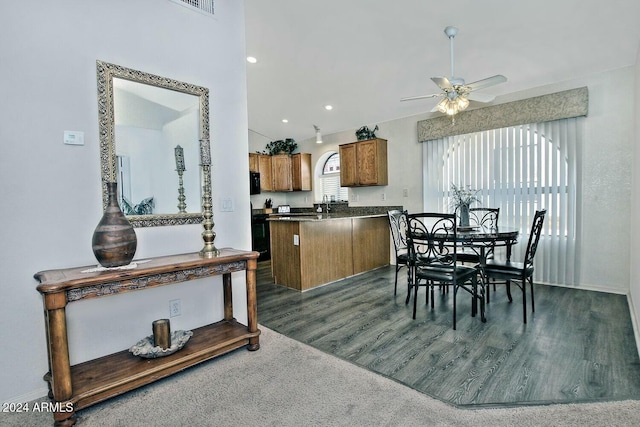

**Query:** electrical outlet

left=382, top=193, right=387, bottom=201
left=169, top=299, right=182, bottom=317
left=403, top=188, right=409, bottom=197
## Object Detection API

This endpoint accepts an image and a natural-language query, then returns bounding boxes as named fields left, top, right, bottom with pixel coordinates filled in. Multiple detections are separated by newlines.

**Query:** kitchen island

left=268, top=213, right=390, bottom=291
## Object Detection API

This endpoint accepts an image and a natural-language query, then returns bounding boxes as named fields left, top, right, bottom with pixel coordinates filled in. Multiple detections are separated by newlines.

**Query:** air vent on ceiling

left=170, top=0, right=214, bottom=16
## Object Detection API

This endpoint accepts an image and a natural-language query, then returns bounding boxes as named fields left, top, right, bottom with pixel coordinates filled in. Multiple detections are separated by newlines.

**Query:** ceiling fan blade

left=464, top=75, right=507, bottom=91
left=466, top=92, right=496, bottom=103
left=400, top=93, right=442, bottom=102
left=431, top=76, right=453, bottom=90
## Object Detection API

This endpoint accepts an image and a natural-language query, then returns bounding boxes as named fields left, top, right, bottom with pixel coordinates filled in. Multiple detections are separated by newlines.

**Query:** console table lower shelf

left=35, top=248, right=260, bottom=427
left=64, top=319, right=259, bottom=412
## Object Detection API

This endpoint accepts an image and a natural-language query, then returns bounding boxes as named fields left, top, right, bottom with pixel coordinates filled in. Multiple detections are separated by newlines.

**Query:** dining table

left=451, top=224, right=520, bottom=302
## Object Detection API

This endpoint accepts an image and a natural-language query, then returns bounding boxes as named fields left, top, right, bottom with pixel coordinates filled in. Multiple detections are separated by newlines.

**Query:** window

left=320, top=152, right=348, bottom=202
left=423, top=119, right=581, bottom=286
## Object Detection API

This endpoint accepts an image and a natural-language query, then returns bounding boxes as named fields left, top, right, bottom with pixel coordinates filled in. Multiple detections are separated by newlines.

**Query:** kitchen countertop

left=267, top=212, right=387, bottom=222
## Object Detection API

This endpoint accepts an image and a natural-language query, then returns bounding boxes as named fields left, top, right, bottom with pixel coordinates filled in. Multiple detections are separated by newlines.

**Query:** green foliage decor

left=258, top=138, right=297, bottom=155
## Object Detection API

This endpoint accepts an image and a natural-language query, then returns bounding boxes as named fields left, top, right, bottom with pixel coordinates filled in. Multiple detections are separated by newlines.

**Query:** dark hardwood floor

left=256, top=260, right=640, bottom=407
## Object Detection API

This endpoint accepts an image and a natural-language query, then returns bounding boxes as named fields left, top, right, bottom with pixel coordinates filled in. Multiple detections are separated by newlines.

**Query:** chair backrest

left=387, top=210, right=408, bottom=253
left=406, top=212, right=458, bottom=269
left=524, top=209, right=546, bottom=267
left=469, top=207, right=500, bottom=228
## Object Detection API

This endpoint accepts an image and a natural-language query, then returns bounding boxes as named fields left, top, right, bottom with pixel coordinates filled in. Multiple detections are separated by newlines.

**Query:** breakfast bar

left=269, top=213, right=390, bottom=291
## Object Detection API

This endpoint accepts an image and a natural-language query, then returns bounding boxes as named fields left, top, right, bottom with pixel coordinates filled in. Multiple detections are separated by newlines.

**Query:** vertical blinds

left=423, top=118, right=582, bottom=286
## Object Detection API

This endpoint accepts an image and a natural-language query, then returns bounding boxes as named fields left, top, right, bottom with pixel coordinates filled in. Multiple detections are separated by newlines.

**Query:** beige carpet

left=6, top=326, right=640, bottom=426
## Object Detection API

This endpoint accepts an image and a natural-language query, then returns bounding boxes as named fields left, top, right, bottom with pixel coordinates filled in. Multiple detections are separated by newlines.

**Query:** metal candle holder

left=152, top=319, right=171, bottom=349
left=174, top=145, right=187, bottom=213
left=199, top=139, right=219, bottom=257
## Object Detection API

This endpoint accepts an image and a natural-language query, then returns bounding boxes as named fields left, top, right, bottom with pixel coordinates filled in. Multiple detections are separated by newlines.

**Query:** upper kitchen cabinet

left=271, top=154, right=293, bottom=191
left=249, top=153, right=274, bottom=192
left=249, top=153, right=312, bottom=192
left=292, top=153, right=312, bottom=191
left=249, top=153, right=260, bottom=173
left=339, top=138, right=388, bottom=187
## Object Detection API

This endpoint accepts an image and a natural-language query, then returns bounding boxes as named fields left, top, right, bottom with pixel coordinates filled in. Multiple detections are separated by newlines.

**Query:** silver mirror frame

left=96, top=60, right=210, bottom=227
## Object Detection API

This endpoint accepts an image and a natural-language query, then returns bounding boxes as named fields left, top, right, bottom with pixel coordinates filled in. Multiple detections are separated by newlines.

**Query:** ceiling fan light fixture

left=445, top=101, right=459, bottom=116
left=436, top=98, right=449, bottom=114
left=456, top=96, right=469, bottom=110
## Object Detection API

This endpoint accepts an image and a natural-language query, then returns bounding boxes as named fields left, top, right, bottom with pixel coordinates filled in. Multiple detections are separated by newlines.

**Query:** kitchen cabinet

left=269, top=214, right=389, bottom=291
left=292, top=153, right=312, bottom=191
left=271, top=154, right=293, bottom=191
left=339, top=138, right=388, bottom=187
left=248, top=153, right=312, bottom=192
left=249, top=154, right=273, bottom=192
left=249, top=153, right=260, bottom=172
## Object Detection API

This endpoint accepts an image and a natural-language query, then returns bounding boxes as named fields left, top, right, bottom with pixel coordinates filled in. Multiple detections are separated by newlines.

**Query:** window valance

left=417, top=86, right=588, bottom=142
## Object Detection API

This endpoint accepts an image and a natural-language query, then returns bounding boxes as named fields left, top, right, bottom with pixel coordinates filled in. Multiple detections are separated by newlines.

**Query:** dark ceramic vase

left=92, top=182, right=137, bottom=267
left=459, top=204, right=470, bottom=227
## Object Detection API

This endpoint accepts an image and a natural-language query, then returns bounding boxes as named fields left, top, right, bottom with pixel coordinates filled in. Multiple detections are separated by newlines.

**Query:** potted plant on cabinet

left=261, top=138, right=297, bottom=155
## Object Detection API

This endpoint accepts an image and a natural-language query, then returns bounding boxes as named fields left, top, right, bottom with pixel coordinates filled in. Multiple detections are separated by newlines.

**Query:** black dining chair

left=387, top=210, right=409, bottom=296
left=484, top=209, right=546, bottom=323
left=405, top=212, right=485, bottom=329
left=456, top=207, right=500, bottom=264
left=456, top=207, right=500, bottom=301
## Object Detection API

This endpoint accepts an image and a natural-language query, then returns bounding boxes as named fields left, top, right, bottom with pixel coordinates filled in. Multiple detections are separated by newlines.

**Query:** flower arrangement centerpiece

left=450, top=184, right=480, bottom=227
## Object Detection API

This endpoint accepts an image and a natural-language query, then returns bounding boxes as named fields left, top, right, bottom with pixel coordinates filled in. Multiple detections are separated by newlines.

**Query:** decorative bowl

left=129, top=330, right=193, bottom=359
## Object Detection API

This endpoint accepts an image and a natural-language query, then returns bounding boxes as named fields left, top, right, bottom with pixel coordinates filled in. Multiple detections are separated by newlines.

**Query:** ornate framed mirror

left=96, top=60, right=210, bottom=227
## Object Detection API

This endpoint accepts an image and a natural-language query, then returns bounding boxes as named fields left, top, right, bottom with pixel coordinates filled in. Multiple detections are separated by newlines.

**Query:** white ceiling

left=244, top=0, right=640, bottom=143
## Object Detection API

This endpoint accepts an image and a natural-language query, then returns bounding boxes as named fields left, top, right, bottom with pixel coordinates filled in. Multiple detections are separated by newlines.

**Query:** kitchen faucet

left=322, top=195, right=331, bottom=213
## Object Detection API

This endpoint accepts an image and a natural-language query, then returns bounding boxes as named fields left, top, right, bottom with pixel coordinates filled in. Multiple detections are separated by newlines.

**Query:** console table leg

left=46, top=303, right=75, bottom=425
left=246, top=258, right=260, bottom=351
left=223, top=273, right=233, bottom=321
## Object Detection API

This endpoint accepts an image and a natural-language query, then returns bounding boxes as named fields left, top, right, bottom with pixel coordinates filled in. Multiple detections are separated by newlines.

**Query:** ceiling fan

left=401, top=26, right=507, bottom=116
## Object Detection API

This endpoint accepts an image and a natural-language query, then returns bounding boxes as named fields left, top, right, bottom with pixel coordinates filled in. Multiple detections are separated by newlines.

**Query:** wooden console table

left=34, top=248, right=260, bottom=426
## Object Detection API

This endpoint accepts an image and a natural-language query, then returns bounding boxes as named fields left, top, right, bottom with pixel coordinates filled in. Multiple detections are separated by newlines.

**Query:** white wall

left=630, top=46, right=640, bottom=347
left=0, top=0, right=251, bottom=402
left=254, top=67, right=636, bottom=298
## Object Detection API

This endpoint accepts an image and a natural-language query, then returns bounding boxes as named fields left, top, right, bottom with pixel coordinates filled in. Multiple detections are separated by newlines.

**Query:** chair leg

left=476, top=276, right=486, bottom=323
left=453, top=284, right=457, bottom=330
left=485, top=280, right=491, bottom=304
left=522, top=279, right=527, bottom=324
left=405, top=268, right=412, bottom=305
left=506, top=280, right=513, bottom=302
left=413, top=283, right=419, bottom=319
left=430, top=285, right=434, bottom=309
left=394, top=265, right=399, bottom=295
left=529, top=276, right=535, bottom=313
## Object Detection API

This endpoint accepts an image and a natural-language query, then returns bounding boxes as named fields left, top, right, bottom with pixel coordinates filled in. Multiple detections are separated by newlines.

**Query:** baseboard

left=627, top=294, right=640, bottom=359
left=4, top=386, right=48, bottom=404
left=538, top=281, right=628, bottom=295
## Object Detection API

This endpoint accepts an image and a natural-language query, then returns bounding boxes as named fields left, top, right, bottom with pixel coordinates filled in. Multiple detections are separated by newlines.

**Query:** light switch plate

left=64, top=131, right=84, bottom=145
left=220, top=197, right=234, bottom=212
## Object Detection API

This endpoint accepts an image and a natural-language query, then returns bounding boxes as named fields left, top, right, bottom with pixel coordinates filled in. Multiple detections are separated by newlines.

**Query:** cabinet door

left=356, top=139, right=380, bottom=185
left=271, top=155, right=292, bottom=191
left=292, top=153, right=312, bottom=191
left=249, top=153, right=260, bottom=172
left=258, top=155, right=273, bottom=191
left=339, top=143, right=358, bottom=187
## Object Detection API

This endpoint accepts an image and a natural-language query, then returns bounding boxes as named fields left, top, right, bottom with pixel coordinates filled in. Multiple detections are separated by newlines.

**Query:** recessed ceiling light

left=324, top=105, right=333, bottom=110
left=282, top=119, right=288, bottom=123
left=247, top=56, right=257, bottom=63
